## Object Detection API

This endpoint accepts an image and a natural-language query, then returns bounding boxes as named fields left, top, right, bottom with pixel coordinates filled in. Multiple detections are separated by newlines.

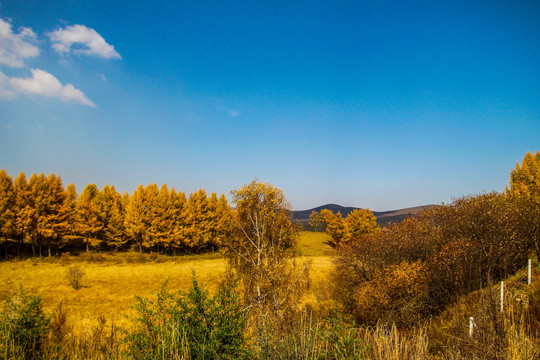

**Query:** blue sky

left=1, top=0, right=539, bottom=211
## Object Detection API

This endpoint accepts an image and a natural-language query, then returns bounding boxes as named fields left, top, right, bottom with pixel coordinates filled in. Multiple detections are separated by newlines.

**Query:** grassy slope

left=0, top=231, right=334, bottom=332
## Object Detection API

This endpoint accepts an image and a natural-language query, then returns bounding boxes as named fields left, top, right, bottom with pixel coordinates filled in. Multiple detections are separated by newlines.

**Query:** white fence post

left=529, top=259, right=532, bottom=285
left=469, top=317, right=475, bottom=337
left=500, top=281, right=504, bottom=313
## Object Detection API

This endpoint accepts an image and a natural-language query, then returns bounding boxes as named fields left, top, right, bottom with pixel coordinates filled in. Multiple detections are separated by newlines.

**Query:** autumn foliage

left=333, top=193, right=540, bottom=326
left=309, top=207, right=379, bottom=247
left=0, top=171, right=234, bottom=257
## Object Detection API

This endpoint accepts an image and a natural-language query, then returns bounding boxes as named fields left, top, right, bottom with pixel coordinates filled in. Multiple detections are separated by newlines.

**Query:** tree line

left=0, top=171, right=234, bottom=258
left=308, top=207, right=379, bottom=247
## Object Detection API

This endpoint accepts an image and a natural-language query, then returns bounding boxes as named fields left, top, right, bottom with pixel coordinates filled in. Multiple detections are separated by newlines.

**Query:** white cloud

left=0, top=18, right=39, bottom=67
left=9, top=68, right=96, bottom=107
left=48, top=24, right=121, bottom=59
left=0, top=70, right=15, bottom=98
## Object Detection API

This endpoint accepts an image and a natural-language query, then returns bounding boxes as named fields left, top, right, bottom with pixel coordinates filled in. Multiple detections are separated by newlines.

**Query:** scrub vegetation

left=0, top=151, right=539, bottom=359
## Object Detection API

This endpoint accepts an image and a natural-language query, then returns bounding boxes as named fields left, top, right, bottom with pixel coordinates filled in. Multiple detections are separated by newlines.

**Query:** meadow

left=0, top=232, right=334, bottom=334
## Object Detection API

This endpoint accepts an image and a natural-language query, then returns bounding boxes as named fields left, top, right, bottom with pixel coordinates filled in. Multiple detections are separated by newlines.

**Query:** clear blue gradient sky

left=1, top=0, right=539, bottom=210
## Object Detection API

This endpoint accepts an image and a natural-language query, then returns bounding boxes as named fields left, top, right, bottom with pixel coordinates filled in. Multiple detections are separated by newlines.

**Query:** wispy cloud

left=48, top=24, right=121, bottom=59
left=0, top=18, right=39, bottom=67
left=217, top=104, right=241, bottom=118
left=96, top=71, right=108, bottom=82
left=9, top=68, right=96, bottom=107
left=0, top=70, right=15, bottom=98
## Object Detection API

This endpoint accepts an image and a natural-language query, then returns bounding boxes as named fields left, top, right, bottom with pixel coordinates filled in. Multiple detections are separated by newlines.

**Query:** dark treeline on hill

left=293, top=203, right=439, bottom=227
left=0, top=172, right=234, bottom=258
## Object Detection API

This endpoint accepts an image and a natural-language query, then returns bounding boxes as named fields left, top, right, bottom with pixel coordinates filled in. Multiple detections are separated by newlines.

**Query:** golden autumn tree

left=42, top=173, right=67, bottom=257
left=140, top=184, right=159, bottom=250
left=213, top=193, right=233, bottom=248
left=29, top=173, right=49, bottom=256
left=346, top=208, right=379, bottom=239
left=187, top=189, right=212, bottom=250
left=310, top=209, right=348, bottom=247
left=62, top=183, right=78, bottom=237
left=0, top=170, right=15, bottom=259
left=318, top=209, right=336, bottom=230
left=308, top=210, right=325, bottom=231
left=225, top=180, right=309, bottom=328
left=124, top=185, right=154, bottom=253
left=325, top=212, right=350, bottom=247
left=76, top=184, right=102, bottom=252
left=97, top=185, right=126, bottom=250
left=14, top=172, right=34, bottom=256
left=149, top=184, right=173, bottom=253
left=507, top=150, right=540, bottom=259
left=508, top=150, right=540, bottom=201
left=169, top=188, right=189, bottom=257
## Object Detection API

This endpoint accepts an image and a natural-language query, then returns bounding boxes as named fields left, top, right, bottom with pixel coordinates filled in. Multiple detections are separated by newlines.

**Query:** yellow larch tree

left=62, top=183, right=78, bottom=237
left=149, top=184, right=174, bottom=253
left=214, top=193, right=233, bottom=248
left=345, top=208, right=379, bottom=239
left=76, top=184, right=102, bottom=252
left=508, top=150, right=540, bottom=201
left=43, top=173, right=67, bottom=256
left=0, top=170, right=15, bottom=259
left=97, top=185, right=126, bottom=251
left=169, top=188, right=189, bottom=257
left=187, top=189, right=212, bottom=250
left=325, top=212, right=350, bottom=248
left=14, top=172, right=34, bottom=257
left=124, top=185, right=150, bottom=253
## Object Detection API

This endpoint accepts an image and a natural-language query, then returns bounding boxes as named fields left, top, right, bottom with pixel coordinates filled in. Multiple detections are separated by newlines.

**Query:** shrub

left=66, top=265, right=85, bottom=290
left=125, top=274, right=248, bottom=359
left=333, top=193, right=538, bottom=326
left=58, top=252, right=71, bottom=266
left=148, top=252, right=159, bottom=262
left=0, top=286, right=50, bottom=359
left=80, top=251, right=106, bottom=263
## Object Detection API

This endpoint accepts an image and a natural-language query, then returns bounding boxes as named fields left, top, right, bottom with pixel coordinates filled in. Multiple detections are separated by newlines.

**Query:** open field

left=0, top=231, right=334, bottom=332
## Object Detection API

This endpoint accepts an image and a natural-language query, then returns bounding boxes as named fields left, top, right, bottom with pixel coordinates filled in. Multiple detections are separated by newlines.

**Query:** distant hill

left=293, top=203, right=439, bottom=227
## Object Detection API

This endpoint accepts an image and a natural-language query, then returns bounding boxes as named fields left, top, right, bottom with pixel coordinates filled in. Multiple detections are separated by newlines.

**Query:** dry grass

left=0, top=256, right=228, bottom=333
left=0, top=232, right=335, bottom=335
left=297, top=231, right=335, bottom=256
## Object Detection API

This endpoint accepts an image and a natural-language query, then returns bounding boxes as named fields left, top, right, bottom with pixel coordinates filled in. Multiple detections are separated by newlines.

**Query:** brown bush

left=66, top=265, right=85, bottom=290
left=80, top=251, right=106, bottom=263
left=332, top=193, right=538, bottom=326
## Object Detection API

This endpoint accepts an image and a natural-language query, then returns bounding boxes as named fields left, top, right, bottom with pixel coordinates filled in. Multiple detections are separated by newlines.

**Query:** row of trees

left=0, top=171, right=234, bottom=258
left=309, top=208, right=379, bottom=247
left=0, top=179, right=309, bottom=358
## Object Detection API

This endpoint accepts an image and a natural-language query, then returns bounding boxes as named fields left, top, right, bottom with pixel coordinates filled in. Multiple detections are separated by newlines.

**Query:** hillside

left=293, top=203, right=439, bottom=226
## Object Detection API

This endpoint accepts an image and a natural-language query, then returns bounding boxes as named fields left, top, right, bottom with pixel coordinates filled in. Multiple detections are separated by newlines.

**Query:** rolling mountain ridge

left=293, top=204, right=439, bottom=226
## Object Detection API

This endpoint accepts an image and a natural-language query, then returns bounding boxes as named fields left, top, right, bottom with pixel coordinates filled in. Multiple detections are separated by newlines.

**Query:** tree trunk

left=38, top=233, right=42, bottom=257
left=86, top=236, right=90, bottom=252
left=4, top=234, right=8, bottom=260
left=48, top=242, right=51, bottom=257
left=17, top=235, right=21, bottom=257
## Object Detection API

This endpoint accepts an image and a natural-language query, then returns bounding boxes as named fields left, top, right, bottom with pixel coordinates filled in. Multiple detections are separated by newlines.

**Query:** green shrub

left=0, top=286, right=50, bottom=359
left=125, top=273, right=248, bottom=359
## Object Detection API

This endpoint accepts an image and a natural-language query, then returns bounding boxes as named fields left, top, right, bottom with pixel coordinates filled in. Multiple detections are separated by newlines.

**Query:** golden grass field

left=0, top=232, right=334, bottom=332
